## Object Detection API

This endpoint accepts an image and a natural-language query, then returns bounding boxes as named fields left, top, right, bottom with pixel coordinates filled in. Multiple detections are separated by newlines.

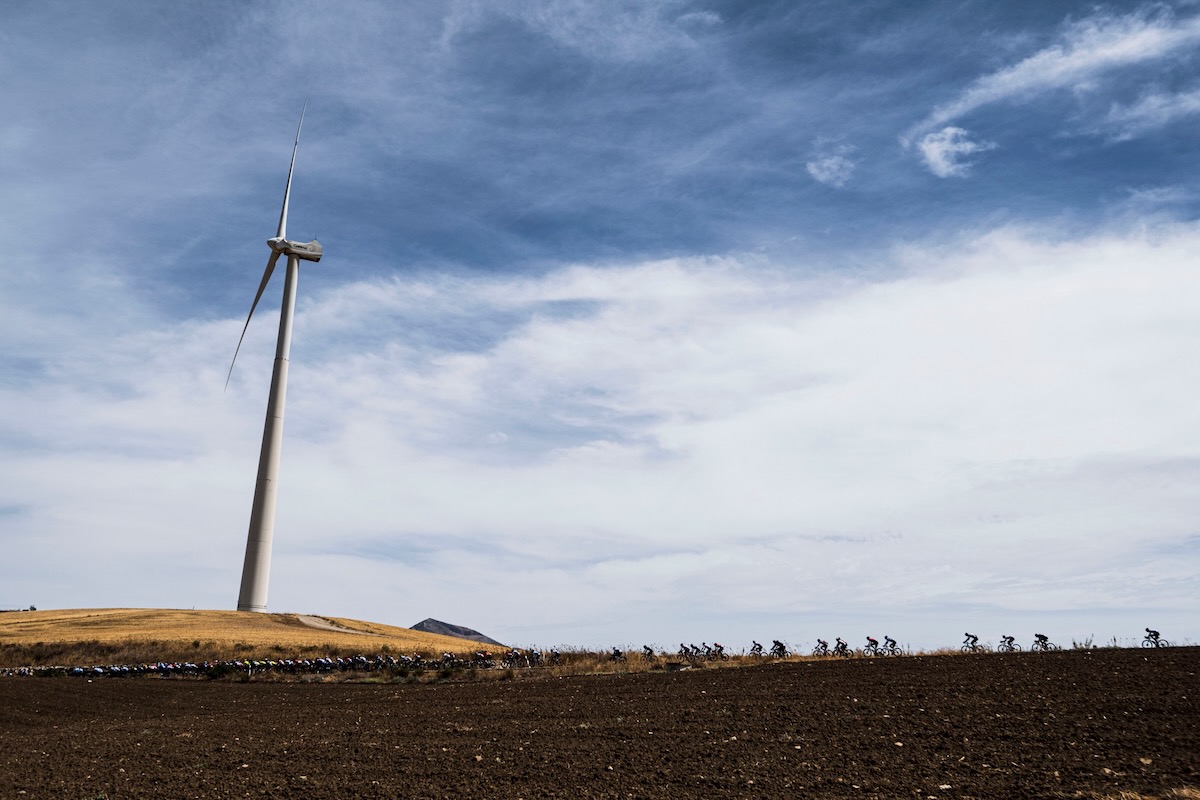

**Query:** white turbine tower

left=227, top=106, right=323, bottom=612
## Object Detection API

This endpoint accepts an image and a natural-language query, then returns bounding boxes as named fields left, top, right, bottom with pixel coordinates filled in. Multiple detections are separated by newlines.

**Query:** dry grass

left=0, top=608, right=484, bottom=667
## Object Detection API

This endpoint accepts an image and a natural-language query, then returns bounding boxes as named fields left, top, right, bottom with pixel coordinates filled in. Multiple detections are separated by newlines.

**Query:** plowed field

left=1, top=647, right=1195, bottom=799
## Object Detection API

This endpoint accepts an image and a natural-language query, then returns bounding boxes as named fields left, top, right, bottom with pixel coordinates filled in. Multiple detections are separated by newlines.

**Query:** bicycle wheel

left=960, top=644, right=974, bottom=654
left=1142, top=638, right=1155, bottom=648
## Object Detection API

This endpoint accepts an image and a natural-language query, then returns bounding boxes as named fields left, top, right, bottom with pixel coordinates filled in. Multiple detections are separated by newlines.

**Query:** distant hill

left=411, top=618, right=504, bottom=647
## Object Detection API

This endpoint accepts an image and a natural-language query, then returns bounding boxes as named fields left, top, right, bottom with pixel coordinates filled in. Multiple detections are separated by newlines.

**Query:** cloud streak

left=904, top=7, right=1200, bottom=144
left=1104, top=87, right=1200, bottom=138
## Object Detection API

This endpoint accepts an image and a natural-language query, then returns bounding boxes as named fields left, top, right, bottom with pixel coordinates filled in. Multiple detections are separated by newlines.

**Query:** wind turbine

left=227, top=105, right=323, bottom=612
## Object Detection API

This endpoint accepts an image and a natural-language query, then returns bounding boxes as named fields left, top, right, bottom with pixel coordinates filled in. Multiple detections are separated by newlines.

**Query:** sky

left=1, top=0, right=1197, bottom=652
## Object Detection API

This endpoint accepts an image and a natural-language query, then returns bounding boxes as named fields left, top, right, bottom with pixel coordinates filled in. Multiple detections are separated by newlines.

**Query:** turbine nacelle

left=268, top=236, right=323, bottom=263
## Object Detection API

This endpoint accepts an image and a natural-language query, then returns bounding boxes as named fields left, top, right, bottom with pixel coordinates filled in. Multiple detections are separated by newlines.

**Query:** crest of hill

left=0, top=609, right=484, bottom=667
left=411, top=618, right=504, bottom=647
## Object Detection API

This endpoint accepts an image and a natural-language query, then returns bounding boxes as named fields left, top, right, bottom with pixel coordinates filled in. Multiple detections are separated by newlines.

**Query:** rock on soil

left=0, top=647, right=1196, bottom=799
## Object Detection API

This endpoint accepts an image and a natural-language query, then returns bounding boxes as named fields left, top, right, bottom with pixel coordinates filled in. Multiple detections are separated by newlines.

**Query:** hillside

left=0, top=608, right=485, bottom=667
left=411, top=618, right=504, bottom=646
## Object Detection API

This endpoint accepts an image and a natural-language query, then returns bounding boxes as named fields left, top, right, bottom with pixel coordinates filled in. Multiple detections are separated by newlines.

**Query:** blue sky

left=1, top=0, right=1197, bottom=650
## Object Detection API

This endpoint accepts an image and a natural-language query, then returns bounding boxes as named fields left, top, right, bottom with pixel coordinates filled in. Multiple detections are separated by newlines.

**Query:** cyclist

left=1000, top=634, right=1016, bottom=649
left=866, top=635, right=879, bottom=647
left=1033, top=633, right=1049, bottom=649
left=834, top=636, right=849, bottom=655
left=750, top=640, right=764, bottom=656
left=884, top=635, right=897, bottom=651
left=1145, top=627, right=1160, bottom=642
left=771, top=640, right=788, bottom=657
left=964, top=632, right=979, bottom=648
left=642, top=645, right=655, bottom=660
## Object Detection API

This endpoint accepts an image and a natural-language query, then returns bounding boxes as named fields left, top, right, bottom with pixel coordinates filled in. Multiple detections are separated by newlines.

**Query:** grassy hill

left=0, top=608, right=489, bottom=667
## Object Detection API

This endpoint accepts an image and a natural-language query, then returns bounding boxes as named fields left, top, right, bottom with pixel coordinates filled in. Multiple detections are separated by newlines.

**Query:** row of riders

left=1, top=629, right=1171, bottom=678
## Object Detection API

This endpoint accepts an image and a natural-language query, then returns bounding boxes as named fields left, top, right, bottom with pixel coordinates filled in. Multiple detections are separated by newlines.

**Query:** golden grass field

left=0, top=608, right=488, bottom=667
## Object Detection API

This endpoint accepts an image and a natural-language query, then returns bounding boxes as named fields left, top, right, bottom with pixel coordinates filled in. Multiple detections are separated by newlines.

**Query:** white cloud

left=917, top=127, right=996, bottom=177
left=444, top=0, right=718, bottom=62
left=4, top=223, right=1197, bottom=646
left=904, top=8, right=1200, bottom=144
left=806, top=147, right=857, bottom=188
left=1105, top=87, right=1200, bottom=139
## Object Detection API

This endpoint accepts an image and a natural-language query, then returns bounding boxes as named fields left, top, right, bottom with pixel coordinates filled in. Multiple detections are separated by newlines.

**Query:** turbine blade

left=225, top=250, right=281, bottom=391
left=275, top=100, right=308, bottom=240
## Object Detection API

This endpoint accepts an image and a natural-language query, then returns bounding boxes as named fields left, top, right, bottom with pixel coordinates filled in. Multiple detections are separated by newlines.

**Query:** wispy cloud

left=1104, top=87, right=1200, bottom=139
left=806, top=144, right=857, bottom=188
left=904, top=8, right=1200, bottom=144
left=917, top=127, right=996, bottom=177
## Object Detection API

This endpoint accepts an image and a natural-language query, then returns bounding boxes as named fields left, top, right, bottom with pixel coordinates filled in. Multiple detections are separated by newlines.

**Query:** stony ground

left=0, top=647, right=1195, bottom=799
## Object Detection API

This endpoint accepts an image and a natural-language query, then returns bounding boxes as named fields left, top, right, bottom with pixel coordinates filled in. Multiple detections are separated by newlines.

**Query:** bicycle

left=810, top=640, right=828, bottom=657
left=1142, top=629, right=1171, bottom=648
left=1030, top=635, right=1059, bottom=652
left=832, top=638, right=853, bottom=658
left=881, top=637, right=902, bottom=656
left=862, top=637, right=881, bottom=657
left=960, top=633, right=985, bottom=653
left=770, top=640, right=788, bottom=658
left=996, top=636, right=1022, bottom=653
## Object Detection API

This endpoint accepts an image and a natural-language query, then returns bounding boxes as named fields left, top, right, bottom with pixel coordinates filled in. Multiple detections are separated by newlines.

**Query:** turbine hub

left=268, top=237, right=323, bottom=262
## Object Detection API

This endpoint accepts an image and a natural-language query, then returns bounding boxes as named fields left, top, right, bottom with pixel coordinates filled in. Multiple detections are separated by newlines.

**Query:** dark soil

left=0, top=647, right=1196, bottom=799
